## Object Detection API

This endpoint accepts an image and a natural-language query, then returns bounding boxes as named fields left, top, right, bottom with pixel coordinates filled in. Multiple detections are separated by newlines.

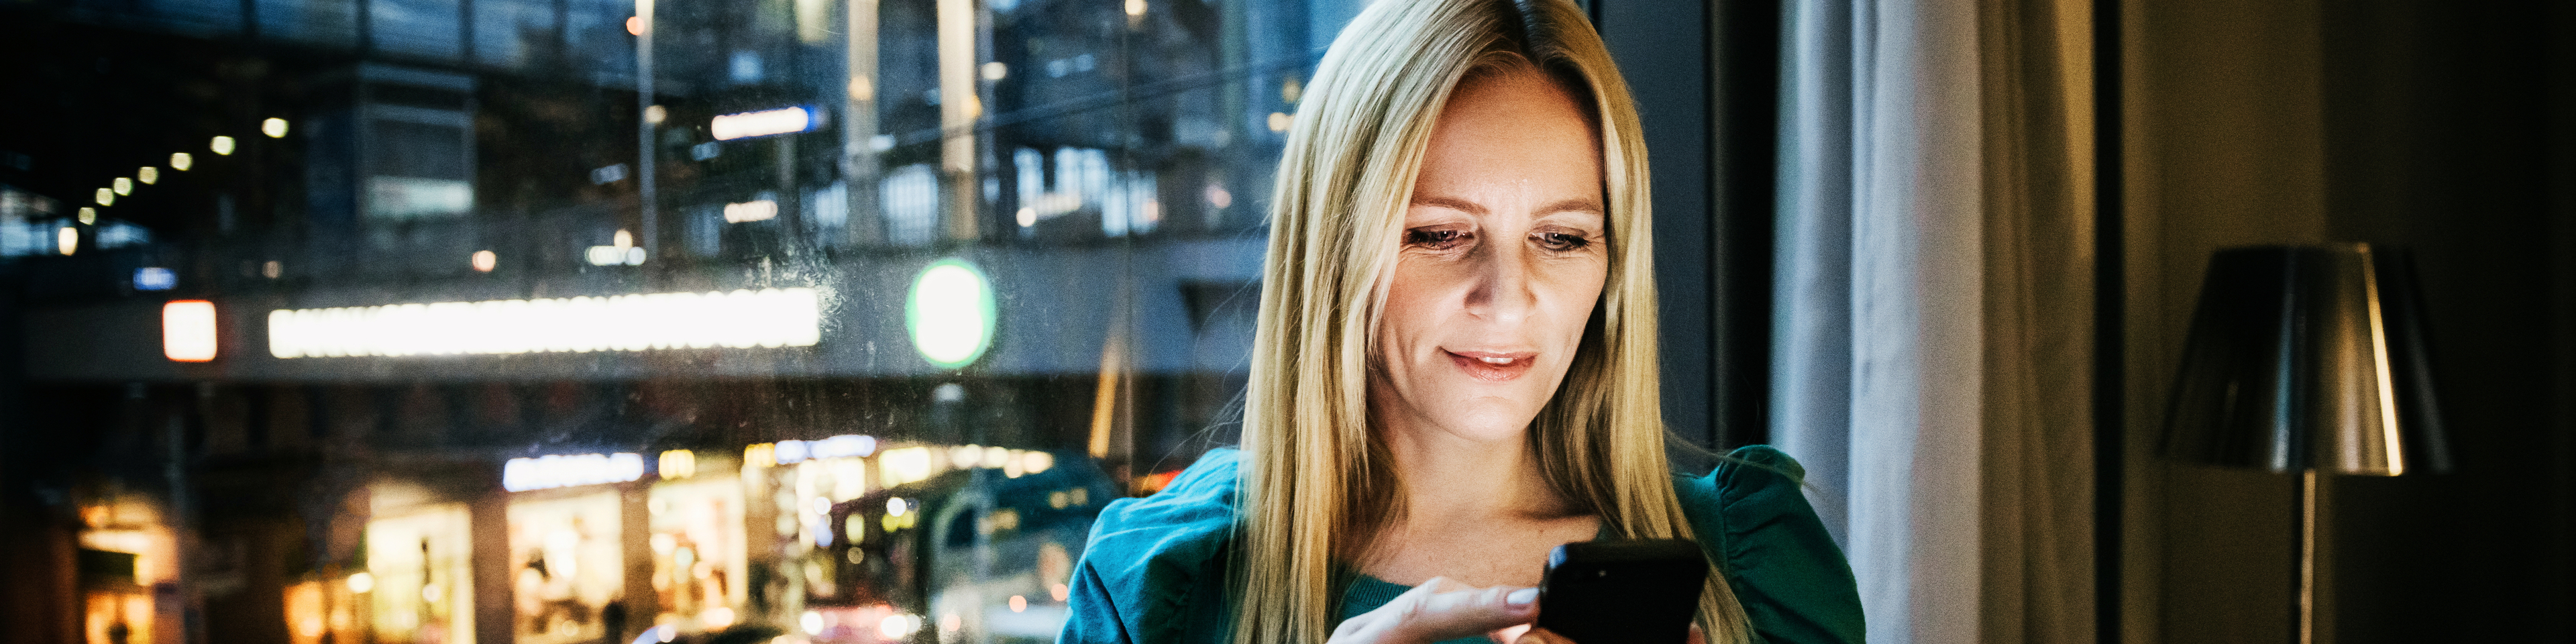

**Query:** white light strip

left=773, top=435, right=877, bottom=465
left=710, top=107, right=815, bottom=141
left=268, top=288, right=822, bottom=358
left=503, top=453, right=647, bottom=492
left=724, top=200, right=779, bottom=223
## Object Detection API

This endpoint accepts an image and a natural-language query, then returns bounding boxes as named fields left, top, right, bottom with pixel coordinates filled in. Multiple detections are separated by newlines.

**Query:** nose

left=1461, top=239, right=1537, bottom=324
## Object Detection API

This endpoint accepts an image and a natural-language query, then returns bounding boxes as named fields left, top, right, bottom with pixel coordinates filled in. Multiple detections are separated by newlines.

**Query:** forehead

left=1413, top=71, right=1605, bottom=205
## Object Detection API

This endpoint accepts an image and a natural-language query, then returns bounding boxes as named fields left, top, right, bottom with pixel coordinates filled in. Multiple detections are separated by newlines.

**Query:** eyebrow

left=1408, top=195, right=1606, bottom=217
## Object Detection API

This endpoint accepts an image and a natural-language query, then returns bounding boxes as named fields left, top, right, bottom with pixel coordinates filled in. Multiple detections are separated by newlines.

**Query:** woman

left=1060, top=0, right=1861, bottom=643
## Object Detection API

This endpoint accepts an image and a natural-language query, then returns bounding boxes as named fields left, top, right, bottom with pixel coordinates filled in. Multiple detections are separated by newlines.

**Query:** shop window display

left=364, top=503, right=476, bottom=644
left=649, top=459, right=749, bottom=631
left=508, top=492, right=626, bottom=644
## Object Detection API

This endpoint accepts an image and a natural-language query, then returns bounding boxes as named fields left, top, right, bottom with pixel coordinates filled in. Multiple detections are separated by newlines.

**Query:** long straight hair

left=1233, top=0, right=1753, bottom=642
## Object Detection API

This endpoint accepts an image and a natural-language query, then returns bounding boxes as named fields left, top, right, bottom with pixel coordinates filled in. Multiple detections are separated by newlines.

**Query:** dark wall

left=2127, top=0, right=2576, bottom=641
left=2316, top=0, right=2575, bottom=640
left=1597, top=0, right=1778, bottom=452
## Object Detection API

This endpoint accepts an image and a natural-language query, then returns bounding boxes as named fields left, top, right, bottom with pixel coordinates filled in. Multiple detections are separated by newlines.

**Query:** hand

left=1509, top=624, right=1709, bottom=644
left=1324, top=578, right=1540, bottom=644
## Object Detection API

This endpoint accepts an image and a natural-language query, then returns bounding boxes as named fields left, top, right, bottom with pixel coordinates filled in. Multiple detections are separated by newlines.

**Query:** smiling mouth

left=1445, top=350, right=1537, bottom=382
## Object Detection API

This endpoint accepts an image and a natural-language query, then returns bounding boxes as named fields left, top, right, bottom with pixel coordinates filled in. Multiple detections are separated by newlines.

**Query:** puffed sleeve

left=1676, top=445, right=1866, bottom=644
left=1059, top=558, right=1136, bottom=644
left=1056, top=449, right=1244, bottom=644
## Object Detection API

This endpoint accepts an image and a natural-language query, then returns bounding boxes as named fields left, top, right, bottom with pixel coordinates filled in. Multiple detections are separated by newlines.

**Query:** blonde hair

left=1233, top=0, right=1752, bottom=642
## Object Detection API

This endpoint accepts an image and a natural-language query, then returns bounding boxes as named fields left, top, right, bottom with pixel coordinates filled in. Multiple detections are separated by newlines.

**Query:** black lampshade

left=2162, top=244, right=2450, bottom=476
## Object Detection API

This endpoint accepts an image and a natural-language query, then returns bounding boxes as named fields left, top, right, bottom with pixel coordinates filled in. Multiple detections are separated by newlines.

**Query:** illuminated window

left=162, top=300, right=218, bottom=362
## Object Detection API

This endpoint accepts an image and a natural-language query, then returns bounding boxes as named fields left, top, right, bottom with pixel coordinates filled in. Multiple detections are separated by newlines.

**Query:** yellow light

left=1267, top=111, right=1292, bottom=132
left=644, top=105, right=667, bottom=124
left=848, top=76, right=874, bottom=101
left=170, top=152, right=193, bottom=170
left=625, top=15, right=644, bottom=36
left=163, top=300, right=219, bottom=362
left=659, top=449, right=696, bottom=479
left=77, top=207, right=96, bottom=225
left=113, top=178, right=132, bottom=195
left=1009, top=595, right=1028, bottom=612
left=211, top=136, right=235, bottom=155
left=57, top=227, right=76, bottom=255
left=138, top=167, right=159, bottom=184
left=262, top=118, right=289, bottom=138
left=981, top=62, right=1008, bottom=81
left=1124, top=0, right=1144, bottom=16
left=96, top=189, right=114, bottom=206
left=346, top=572, right=375, bottom=593
left=472, top=250, right=497, bottom=272
left=613, top=229, right=633, bottom=249
left=745, top=443, right=775, bottom=468
left=877, top=446, right=934, bottom=486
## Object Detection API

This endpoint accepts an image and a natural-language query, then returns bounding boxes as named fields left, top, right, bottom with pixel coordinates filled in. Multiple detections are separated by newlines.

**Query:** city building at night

left=1, top=0, right=1359, bottom=641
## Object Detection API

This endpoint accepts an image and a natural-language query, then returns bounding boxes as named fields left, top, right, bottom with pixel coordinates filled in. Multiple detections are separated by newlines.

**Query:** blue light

left=134, top=267, right=176, bottom=291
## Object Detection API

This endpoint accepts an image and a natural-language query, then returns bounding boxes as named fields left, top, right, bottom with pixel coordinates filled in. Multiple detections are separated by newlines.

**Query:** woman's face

left=1371, top=70, right=1607, bottom=446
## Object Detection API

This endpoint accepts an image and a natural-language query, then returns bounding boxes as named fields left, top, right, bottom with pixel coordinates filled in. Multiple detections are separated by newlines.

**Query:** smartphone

left=1533, top=539, right=1709, bottom=644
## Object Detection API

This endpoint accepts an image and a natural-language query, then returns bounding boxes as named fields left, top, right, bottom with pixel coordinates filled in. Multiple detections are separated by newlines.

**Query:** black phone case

left=1534, top=539, right=1709, bottom=644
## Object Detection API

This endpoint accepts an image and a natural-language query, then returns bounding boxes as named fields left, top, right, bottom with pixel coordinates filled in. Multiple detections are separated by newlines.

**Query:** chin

left=1433, top=397, right=1549, bottom=443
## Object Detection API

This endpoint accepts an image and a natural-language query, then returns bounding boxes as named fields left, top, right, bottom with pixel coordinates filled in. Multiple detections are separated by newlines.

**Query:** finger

left=1381, top=583, right=1541, bottom=642
left=1513, top=627, right=1567, bottom=644
left=1685, top=623, right=1705, bottom=644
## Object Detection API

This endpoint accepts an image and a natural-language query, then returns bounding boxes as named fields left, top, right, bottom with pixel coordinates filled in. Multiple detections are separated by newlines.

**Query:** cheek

left=1376, top=264, right=1450, bottom=350
left=1541, top=264, right=1610, bottom=335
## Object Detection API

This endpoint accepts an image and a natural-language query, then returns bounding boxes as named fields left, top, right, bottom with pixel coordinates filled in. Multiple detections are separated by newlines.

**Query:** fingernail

left=1506, top=588, right=1539, bottom=605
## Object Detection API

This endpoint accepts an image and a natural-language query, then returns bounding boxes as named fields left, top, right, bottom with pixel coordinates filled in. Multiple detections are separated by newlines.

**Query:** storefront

left=503, top=460, right=637, bottom=644
left=645, top=451, right=747, bottom=634
left=361, top=486, right=476, bottom=644
left=76, top=489, right=176, bottom=644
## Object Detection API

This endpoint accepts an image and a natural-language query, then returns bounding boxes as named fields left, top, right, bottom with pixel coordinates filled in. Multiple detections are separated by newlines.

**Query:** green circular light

left=906, top=258, right=996, bottom=368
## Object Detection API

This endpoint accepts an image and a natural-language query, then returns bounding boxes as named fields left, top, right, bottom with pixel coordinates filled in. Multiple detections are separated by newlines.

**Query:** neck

left=1375, top=411, right=1571, bottom=529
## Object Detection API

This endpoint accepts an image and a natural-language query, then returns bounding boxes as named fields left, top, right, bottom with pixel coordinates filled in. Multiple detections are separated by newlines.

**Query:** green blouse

left=1057, top=445, right=1864, bottom=644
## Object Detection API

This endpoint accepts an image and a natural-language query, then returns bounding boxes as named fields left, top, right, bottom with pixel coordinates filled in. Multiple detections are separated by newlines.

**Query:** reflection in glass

left=5, top=0, right=1362, bottom=641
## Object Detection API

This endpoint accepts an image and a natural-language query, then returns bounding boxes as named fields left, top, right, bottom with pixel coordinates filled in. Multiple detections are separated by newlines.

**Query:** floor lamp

left=2161, top=244, right=2451, bottom=644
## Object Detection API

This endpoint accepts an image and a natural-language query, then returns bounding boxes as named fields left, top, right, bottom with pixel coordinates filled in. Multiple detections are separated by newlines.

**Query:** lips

left=1445, top=349, right=1538, bottom=382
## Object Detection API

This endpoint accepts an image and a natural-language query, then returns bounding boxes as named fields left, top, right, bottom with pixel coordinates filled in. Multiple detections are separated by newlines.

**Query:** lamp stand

left=2298, top=468, right=2316, bottom=644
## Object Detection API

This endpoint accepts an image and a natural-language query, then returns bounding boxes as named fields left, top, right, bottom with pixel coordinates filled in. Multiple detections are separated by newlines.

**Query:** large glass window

left=1, top=0, right=1357, bottom=642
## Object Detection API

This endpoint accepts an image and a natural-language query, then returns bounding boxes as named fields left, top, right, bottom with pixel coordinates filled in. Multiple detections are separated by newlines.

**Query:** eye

left=1405, top=227, right=1472, bottom=250
left=1535, top=231, right=1593, bottom=252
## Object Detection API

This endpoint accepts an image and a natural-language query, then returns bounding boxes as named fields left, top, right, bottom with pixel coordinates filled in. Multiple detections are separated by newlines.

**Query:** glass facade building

left=0, top=0, right=1381, bottom=641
